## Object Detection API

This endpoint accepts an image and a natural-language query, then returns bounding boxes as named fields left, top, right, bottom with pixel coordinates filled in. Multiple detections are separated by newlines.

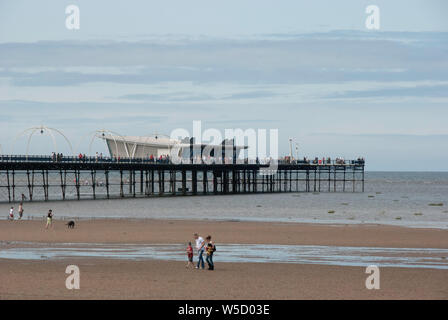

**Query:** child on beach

left=186, top=242, right=194, bottom=268
left=8, top=207, right=14, bottom=220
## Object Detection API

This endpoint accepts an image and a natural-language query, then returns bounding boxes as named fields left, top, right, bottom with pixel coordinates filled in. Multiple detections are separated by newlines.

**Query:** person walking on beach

left=8, top=207, right=14, bottom=221
left=18, top=203, right=24, bottom=220
left=45, top=209, right=54, bottom=229
left=186, top=242, right=194, bottom=269
left=194, top=233, right=205, bottom=269
left=206, top=243, right=215, bottom=270
left=205, top=235, right=216, bottom=270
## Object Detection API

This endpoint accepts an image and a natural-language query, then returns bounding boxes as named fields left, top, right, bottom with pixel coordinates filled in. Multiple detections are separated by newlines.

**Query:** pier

left=0, top=156, right=365, bottom=203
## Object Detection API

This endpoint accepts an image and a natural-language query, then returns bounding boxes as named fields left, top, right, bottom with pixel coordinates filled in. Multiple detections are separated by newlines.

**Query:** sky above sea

left=0, top=0, right=447, bottom=171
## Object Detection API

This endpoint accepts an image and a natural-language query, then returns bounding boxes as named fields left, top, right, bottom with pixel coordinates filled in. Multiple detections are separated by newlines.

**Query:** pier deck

left=0, top=156, right=365, bottom=203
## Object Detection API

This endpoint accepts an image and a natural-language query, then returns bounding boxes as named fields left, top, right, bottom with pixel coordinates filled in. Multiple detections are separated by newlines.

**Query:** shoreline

left=1, top=218, right=448, bottom=248
left=3, top=215, right=448, bottom=230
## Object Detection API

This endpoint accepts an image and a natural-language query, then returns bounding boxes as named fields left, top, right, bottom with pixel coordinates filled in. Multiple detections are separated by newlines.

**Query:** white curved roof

left=102, top=134, right=248, bottom=149
left=103, top=135, right=179, bottom=147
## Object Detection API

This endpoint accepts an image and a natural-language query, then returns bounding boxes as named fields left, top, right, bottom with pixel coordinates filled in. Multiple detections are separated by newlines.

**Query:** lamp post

left=13, top=125, right=74, bottom=159
left=295, top=143, right=299, bottom=160
left=289, top=138, right=293, bottom=161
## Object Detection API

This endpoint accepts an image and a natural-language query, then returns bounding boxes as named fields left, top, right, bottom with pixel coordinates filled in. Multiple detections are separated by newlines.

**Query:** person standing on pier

left=194, top=233, right=205, bottom=269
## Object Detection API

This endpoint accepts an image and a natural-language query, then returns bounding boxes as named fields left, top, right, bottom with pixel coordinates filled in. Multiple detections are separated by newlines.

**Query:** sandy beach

left=0, top=218, right=447, bottom=300
left=1, top=218, right=448, bottom=248
left=1, top=259, right=447, bottom=300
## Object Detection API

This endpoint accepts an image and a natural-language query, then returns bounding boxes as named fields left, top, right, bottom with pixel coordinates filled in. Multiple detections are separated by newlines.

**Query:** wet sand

left=1, top=219, right=447, bottom=300
left=0, top=259, right=447, bottom=300
left=1, top=219, right=448, bottom=248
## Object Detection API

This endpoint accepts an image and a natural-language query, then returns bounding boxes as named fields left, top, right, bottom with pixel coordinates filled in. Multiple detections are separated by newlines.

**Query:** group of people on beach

left=8, top=205, right=216, bottom=268
left=187, top=233, right=216, bottom=270
left=8, top=203, right=24, bottom=220
left=7, top=204, right=54, bottom=229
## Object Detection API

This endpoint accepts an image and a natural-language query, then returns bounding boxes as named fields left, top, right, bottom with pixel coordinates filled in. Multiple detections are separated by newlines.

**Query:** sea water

left=0, top=172, right=447, bottom=229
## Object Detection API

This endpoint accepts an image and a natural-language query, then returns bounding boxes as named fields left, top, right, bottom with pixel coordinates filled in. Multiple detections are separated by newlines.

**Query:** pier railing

left=0, top=154, right=365, bottom=166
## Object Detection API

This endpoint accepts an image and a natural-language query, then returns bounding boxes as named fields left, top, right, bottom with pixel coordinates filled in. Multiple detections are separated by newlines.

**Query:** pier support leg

left=145, top=170, right=149, bottom=196
left=75, top=170, right=80, bottom=200
left=12, top=170, right=15, bottom=202
left=91, top=170, right=96, bottom=200
left=182, top=170, right=187, bottom=195
left=120, top=170, right=124, bottom=198
left=213, top=171, right=218, bottom=195
left=171, top=170, right=176, bottom=195
left=203, top=170, right=208, bottom=195
left=243, top=170, right=247, bottom=193
left=192, top=170, right=197, bottom=195
left=318, top=168, right=321, bottom=192
left=132, top=170, right=136, bottom=197
left=343, top=167, right=346, bottom=192
left=362, top=168, right=365, bottom=193
left=105, top=170, right=110, bottom=199
left=151, top=170, right=154, bottom=195
left=158, top=170, right=163, bottom=195
left=60, top=169, right=66, bottom=200
left=27, top=170, right=34, bottom=202
left=6, top=170, right=11, bottom=203
left=334, top=168, right=337, bottom=192
left=253, top=170, right=257, bottom=193
left=140, top=170, right=144, bottom=194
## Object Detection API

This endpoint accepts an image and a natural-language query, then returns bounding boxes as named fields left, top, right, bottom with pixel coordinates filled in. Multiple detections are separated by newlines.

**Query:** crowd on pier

left=301, top=156, right=365, bottom=165
left=4, top=153, right=365, bottom=166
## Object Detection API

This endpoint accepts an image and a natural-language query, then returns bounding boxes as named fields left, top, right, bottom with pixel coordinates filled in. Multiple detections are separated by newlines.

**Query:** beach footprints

left=65, top=265, right=80, bottom=290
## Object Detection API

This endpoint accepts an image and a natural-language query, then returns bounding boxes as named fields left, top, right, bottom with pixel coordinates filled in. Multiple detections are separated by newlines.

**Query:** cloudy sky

left=0, top=0, right=447, bottom=171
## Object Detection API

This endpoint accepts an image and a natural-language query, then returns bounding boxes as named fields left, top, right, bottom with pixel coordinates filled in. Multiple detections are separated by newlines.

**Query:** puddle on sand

left=1, top=242, right=448, bottom=270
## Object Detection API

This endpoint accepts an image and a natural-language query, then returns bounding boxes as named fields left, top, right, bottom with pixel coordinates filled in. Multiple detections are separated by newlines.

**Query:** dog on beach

left=66, top=220, right=75, bottom=229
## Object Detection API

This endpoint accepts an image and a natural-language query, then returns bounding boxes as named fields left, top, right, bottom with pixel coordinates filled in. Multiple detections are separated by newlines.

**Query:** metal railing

left=0, top=154, right=365, bottom=166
